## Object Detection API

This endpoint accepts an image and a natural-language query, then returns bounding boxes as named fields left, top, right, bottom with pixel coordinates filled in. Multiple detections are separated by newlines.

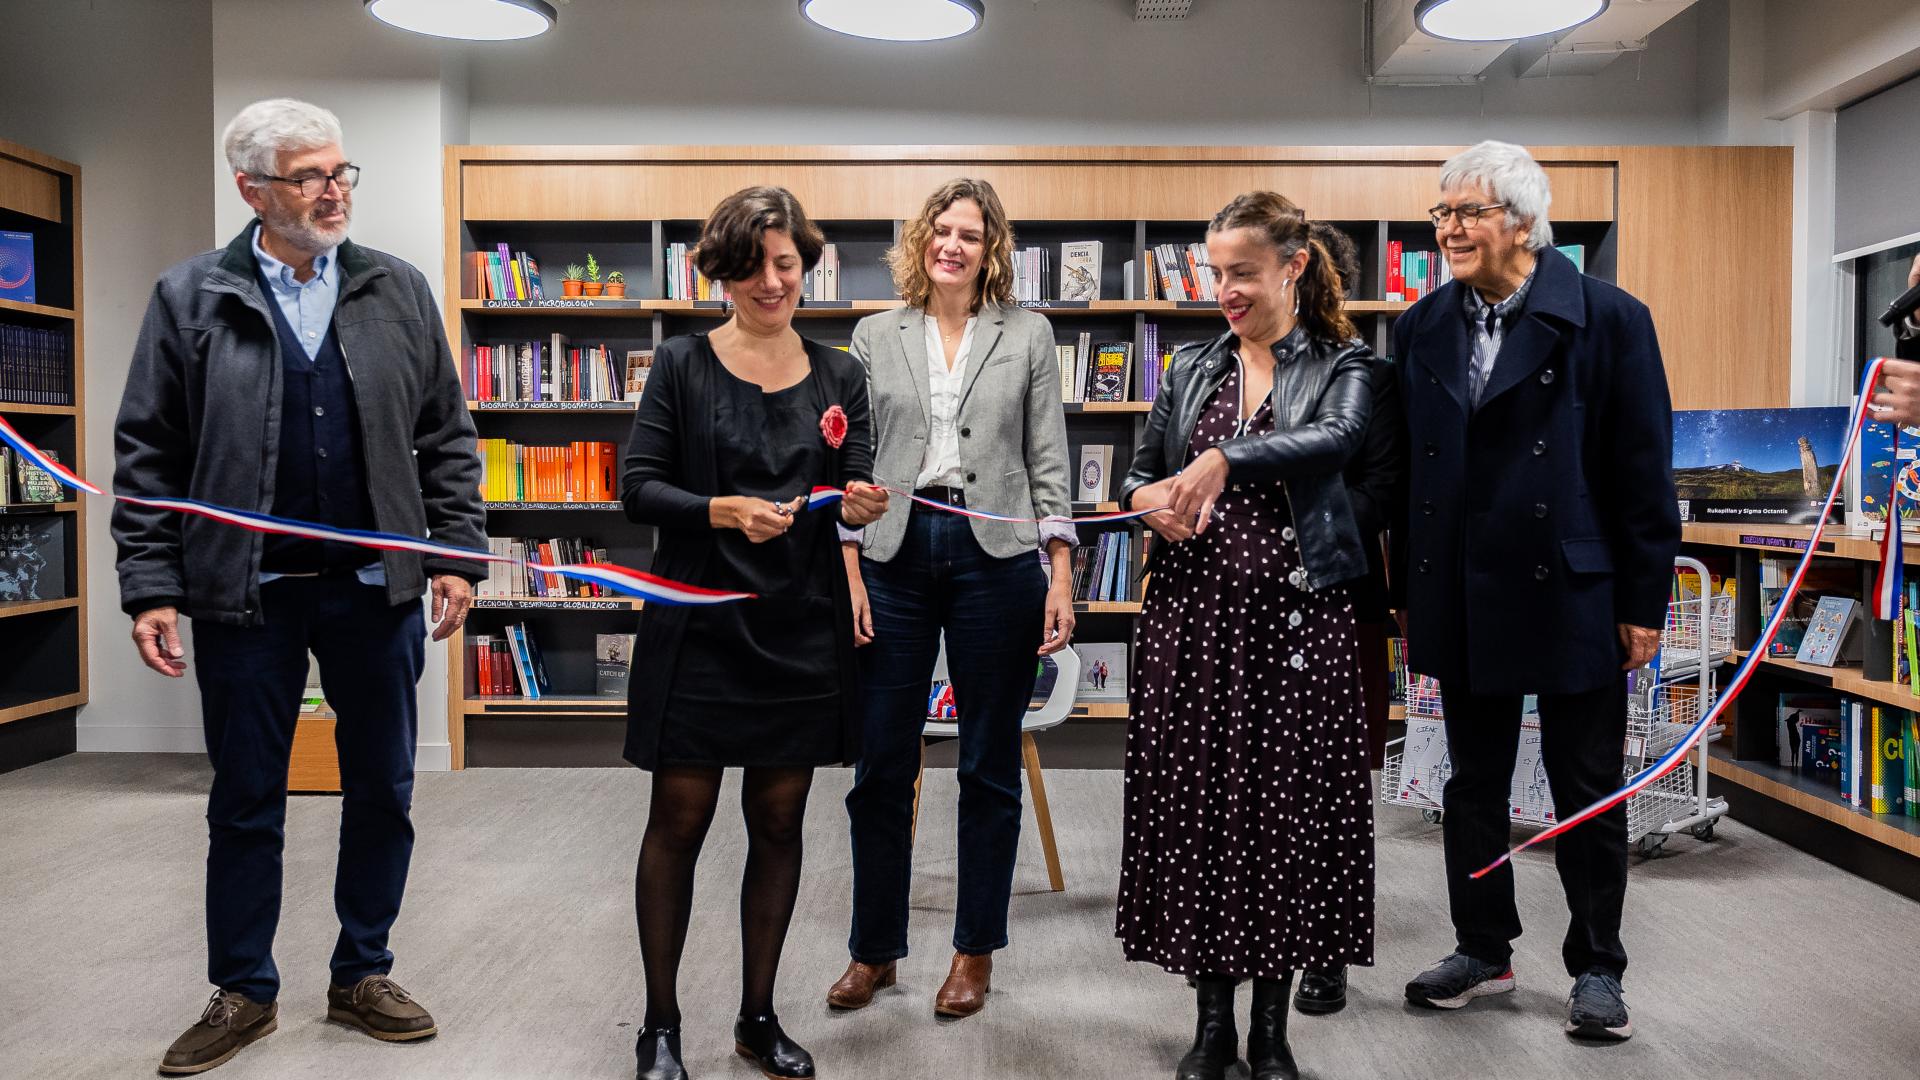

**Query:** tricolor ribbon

left=1471, top=356, right=1900, bottom=878
left=1874, top=426, right=1903, bottom=620
left=0, top=416, right=753, bottom=607
left=809, top=485, right=1166, bottom=524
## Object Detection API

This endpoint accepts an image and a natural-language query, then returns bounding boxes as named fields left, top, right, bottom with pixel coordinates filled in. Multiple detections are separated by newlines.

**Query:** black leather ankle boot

left=1293, top=965, right=1348, bottom=1015
left=635, top=1025, right=688, bottom=1080
left=1175, top=975, right=1239, bottom=1080
left=1249, top=975, right=1301, bottom=1080
left=733, top=1013, right=814, bottom=1079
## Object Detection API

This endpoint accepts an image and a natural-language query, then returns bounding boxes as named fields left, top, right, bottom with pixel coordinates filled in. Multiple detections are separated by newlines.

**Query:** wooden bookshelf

left=441, top=144, right=1791, bottom=769
left=1683, top=524, right=1920, bottom=860
left=0, top=138, right=85, bottom=772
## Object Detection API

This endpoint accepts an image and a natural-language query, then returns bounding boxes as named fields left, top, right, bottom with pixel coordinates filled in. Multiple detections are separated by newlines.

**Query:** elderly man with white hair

left=112, top=98, right=484, bottom=1074
left=1388, top=141, right=1679, bottom=1043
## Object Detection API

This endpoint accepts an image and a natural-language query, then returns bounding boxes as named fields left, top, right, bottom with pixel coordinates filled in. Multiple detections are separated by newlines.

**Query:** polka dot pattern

left=1115, top=363, right=1377, bottom=980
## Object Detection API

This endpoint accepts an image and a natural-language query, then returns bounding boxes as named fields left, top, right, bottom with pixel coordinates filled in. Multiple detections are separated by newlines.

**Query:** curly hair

left=887, top=178, right=1016, bottom=311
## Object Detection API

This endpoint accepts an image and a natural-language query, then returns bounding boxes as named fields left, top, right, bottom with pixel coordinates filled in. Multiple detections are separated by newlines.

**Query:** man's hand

left=839, top=482, right=890, bottom=527
left=1167, top=448, right=1229, bottom=535
left=1133, top=477, right=1194, bottom=544
left=1870, top=359, right=1920, bottom=426
left=430, top=575, right=472, bottom=643
left=132, top=606, right=188, bottom=678
left=1618, top=622, right=1661, bottom=670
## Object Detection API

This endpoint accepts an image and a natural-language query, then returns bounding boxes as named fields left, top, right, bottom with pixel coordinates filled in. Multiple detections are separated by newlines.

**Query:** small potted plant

left=604, top=269, right=627, bottom=298
left=582, top=253, right=603, bottom=297
left=561, top=263, right=585, bottom=297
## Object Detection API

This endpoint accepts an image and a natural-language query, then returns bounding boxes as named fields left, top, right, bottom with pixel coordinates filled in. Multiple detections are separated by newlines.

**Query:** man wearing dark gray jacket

left=112, top=99, right=484, bottom=1076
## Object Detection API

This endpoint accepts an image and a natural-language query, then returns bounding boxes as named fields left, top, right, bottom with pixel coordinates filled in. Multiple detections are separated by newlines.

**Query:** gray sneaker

left=1404, top=952, right=1516, bottom=1010
left=1565, top=972, right=1633, bottom=1041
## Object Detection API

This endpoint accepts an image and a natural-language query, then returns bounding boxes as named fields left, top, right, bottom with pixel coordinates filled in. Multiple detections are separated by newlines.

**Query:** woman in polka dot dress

left=1116, top=192, right=1380, bottom=1080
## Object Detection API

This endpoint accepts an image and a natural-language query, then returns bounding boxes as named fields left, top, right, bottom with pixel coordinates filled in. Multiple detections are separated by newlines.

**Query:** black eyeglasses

left=260, top=165, right=361, bottom=198
left=1429, top=202, right=1507, bottom=227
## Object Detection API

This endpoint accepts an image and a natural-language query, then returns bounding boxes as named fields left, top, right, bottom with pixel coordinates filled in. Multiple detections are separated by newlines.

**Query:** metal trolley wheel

left=1689, top=820, right=1717, bottom=842
left=1422, top=809, right=1443, bottom=825
left=1636, top=834, right=1669, bottom=858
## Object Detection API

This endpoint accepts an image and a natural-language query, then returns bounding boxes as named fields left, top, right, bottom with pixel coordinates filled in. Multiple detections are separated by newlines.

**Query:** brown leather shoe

left=326, top=975, right=438, bottom=1041
left=934, top=952, right=992, bottom=1018
left=159, top=990, right=277, bottom=1075
left=826, top=959, right=897, bottom=1010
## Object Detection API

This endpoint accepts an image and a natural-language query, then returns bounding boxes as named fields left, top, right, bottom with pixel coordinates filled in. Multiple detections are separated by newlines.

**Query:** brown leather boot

left=827, top=960, right=897, bottom=1010
left=934, top=952, right=992, bottom=1018
left=159, top=990, right=277, bottom=1075
left=325, top=974, right=438, bottom=1041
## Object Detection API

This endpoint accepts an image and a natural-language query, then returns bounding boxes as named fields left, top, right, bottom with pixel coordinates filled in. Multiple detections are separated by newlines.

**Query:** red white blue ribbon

left=0, top=415, right=753, bottom=607
left=1873, top=426, right=1903, bottom=620
left=1472, top=356, right=1899, bottom=877
left=808, top=485, right=1164, bottom=524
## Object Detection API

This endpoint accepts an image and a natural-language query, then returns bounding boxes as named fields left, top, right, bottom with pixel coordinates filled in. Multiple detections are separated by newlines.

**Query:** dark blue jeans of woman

left=846, top=509, right=1045, bottom=962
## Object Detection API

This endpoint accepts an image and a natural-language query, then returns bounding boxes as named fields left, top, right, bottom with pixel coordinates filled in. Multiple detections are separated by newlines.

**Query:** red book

left=1386, top=241, right=1405, bottom=300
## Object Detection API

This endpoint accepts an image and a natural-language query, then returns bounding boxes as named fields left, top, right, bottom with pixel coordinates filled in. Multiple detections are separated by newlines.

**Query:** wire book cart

left=1379, top=557, right=1734, bottom=857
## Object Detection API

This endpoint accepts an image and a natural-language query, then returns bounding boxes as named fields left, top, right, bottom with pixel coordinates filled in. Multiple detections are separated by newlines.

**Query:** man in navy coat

left=1390, top=141, right=1680, bottom=1043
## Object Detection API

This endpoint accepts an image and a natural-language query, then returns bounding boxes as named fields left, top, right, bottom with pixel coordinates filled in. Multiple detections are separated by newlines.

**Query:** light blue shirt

left=252, top=224, right=385, bottom=588
left=251, top=224, right=339, bottom=362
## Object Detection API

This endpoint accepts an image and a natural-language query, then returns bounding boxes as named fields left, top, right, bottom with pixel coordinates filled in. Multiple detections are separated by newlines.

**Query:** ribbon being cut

left=14, top=355, right=1902, bottom=872
left=0, top=416, right=1158, bottom=607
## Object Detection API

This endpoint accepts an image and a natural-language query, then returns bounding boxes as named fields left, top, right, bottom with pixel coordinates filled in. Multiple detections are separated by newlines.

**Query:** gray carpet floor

left=2, top=753, right=1917, bottom=1080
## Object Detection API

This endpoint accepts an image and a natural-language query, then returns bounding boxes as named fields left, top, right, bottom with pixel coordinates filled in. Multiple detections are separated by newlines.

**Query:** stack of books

left=469, top=622, right=551, bottom=699
left=464, top=245, right=545, bottom=301
left=1144, top=243, right=1216, bottom=302
left=465, top=336, right=630, bottom=403
left=1013, top=246, right=1052, bottom=302
left=476, top=536, right=618, bottom=599
left=664, top=243, right=726, bottom=301
left=1777, top=692, right=1919, bottom=819
left=477, top=439, right=620, bottom=503
left=1054, top=331, right=1135, bottom=403
left=801, top=244, right=842, bottom=301
left=0, top=324, right=70, bottom=405
left=1067, top=532, right=1136, bottom=602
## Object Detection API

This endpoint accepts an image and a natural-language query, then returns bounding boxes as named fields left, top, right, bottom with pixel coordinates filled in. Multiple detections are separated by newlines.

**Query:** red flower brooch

left=820, top=404, right=848, bottom=449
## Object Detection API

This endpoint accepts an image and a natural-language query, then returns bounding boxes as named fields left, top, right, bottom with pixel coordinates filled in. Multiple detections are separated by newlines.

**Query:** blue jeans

left=846, top=510, right=1045, bottom=962
left=191, top=575, right=425, bottom=1002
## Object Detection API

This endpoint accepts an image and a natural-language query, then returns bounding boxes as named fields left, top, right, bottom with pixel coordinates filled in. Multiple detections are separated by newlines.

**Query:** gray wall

left=467, top=0, right=1721, bottom=146
left=0, top=0, right=215, bottom=751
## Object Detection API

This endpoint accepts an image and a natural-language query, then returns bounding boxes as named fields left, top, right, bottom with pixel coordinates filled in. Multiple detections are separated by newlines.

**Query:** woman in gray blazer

left=826, top=178, right=1077, bottom=1020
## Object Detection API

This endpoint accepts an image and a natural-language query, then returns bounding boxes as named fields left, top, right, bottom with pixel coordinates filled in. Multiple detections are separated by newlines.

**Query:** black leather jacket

left=1119, top=327, right=1375, bottom=592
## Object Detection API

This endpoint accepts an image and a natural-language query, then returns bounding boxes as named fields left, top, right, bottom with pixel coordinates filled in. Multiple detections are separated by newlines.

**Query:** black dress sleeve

left=621, top=340, right=712, bottom=530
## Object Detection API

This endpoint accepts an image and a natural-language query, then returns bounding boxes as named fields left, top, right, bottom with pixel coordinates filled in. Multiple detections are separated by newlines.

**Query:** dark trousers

left=846, top=510, right=1045, bottom=962
left=1436, top=679, right=1630, bottom=980
left=192, top=576, right=426, bottom=1002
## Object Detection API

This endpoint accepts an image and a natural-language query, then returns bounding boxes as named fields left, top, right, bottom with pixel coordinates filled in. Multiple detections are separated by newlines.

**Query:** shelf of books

left=440, top=143, right=1799, bottom=769
left=1681, top=524, right=1920, bottom=863
left=0, top=138, right=84, bottom=770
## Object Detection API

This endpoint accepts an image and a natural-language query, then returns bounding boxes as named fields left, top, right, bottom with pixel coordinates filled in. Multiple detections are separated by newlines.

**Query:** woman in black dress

left=1116, top=192, right=1378, bottom=1080
left=621, top=186, right=889, bottom=1080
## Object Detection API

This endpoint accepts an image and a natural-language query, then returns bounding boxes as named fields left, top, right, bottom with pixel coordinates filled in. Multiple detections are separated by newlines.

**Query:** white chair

left=913, top=637, right=1079, bottom=892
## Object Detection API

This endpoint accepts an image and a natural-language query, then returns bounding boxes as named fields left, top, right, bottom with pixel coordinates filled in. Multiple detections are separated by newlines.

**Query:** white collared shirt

left=917, top=314, right=976, bottom=489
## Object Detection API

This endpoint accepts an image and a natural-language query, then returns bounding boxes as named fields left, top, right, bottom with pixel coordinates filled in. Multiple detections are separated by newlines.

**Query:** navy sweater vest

left=257, top=271, right=378, bottom=574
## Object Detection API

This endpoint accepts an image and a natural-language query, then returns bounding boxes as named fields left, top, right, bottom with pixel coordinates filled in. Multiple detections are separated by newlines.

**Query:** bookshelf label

left=472, top=598, right=631, bottom=611
left=474, top=400, right=637, bottom=412
left=1173, top=300, right=1216, bottom=310
left=1019, top=300, right=1090, bottom=310
left=485, top=501, right=624, bottom=511
left=478, top=299, right=640, bottom=311
left=1739, top=534, right=1834, bottom=554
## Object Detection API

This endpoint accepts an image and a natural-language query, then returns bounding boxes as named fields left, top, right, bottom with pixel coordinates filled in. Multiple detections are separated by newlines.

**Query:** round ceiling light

left=364, top=0, right=557, bottom=42
left=1414, top=0, right=1608, bottom=43
left=799, top=0, right=984, bottom=43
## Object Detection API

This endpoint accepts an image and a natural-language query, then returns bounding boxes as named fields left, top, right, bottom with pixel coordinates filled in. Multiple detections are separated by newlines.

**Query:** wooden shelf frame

left=441, top=143, right=1791, bottom=770
left=0, top=138, right=87, bottom=749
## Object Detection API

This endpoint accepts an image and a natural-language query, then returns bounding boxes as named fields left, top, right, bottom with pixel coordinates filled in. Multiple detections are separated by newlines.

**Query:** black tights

left=636, top=765, right=814, bottom=1028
